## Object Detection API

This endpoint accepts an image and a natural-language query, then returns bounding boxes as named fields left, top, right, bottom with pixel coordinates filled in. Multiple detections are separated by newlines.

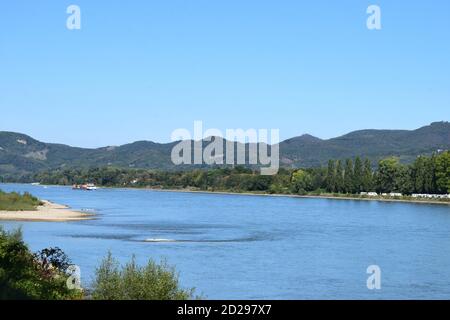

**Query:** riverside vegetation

left=7, top=152, right=449, bottom=201
left=1, top=153, right=448, bottom=299
left=0, top=190, right=42, bottom=211
left=0, top=227, right=196, bottom=300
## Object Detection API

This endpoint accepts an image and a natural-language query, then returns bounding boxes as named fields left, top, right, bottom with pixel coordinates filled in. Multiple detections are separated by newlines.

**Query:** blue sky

left=0, top=1, right=449, bottom=147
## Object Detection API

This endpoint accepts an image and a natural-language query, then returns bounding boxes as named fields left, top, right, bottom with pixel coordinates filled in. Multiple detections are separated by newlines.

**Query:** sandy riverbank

left=0, top=200, right=94, bottom=222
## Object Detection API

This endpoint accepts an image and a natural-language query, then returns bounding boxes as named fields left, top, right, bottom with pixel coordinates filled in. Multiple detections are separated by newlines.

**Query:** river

left=1, top=183, right=449, bottom=299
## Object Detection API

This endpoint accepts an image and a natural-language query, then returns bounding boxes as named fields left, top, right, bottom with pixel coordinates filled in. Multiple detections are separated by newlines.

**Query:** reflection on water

left=1, top=183, right=450, bottom=299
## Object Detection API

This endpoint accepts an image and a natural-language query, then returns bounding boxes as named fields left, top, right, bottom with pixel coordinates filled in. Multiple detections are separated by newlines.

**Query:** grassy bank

left=0, top=189, right=42, bottom=211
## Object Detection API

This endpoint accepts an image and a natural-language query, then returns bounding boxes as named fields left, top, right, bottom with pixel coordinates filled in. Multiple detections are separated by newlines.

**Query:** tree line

left=3, top=151, right=449, bottom=196
left=293, top=152, right=449, bottom=195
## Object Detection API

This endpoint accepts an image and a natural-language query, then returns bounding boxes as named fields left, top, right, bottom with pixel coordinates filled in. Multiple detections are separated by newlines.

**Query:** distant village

left=360, top=192, right=450, bottom=199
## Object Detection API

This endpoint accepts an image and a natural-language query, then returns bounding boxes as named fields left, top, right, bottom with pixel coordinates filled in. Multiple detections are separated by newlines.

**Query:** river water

left=1, top=183, right=449, bottom=299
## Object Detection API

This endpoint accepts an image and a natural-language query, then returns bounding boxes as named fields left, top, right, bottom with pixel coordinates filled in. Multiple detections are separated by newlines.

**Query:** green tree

left=343, top=159, right=354, bottom=194
left=435, top=151, right=450, bottom=194
left=325, top=160, right=336, bottom=192
left=396, top=165, right=413, bottom=195
left=362, top=158, right=373, bottom=191
left=0, top=227, right=81, bottom=300
left=335, top=160, right=344, bottom=193
left=291, top=169, right=313, bottom=194
left=310, top=167, right=326, bottom=191
left=376, top=157, right=402, bottom=193
left=412, top=156, right=436, bottom=193
left=91, top=252, right=196, bottom=300
left=353, top=157, right=363, bottom=193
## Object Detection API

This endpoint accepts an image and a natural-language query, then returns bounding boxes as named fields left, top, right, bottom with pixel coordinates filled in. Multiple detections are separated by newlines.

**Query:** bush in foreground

left=91, top=252, right=197, bottom=300
left=0, top=227, right=82, bottom=299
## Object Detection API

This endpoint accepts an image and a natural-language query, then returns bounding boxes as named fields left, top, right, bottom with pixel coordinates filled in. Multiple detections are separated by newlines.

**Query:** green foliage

left=435, top=151, right=450, bottom=193
left=291, top=169, right=313, bottom=194
left=0, top=190, right=42, bottom=211
left=411, top=155, right=435, bottom=193
left=0, top=228, right=197, bottom=300
left=335, top=160, right=344, bottom=193
left=0, top=227, right=82, bottom=300
left=34, top=247, right=71, bottom=273
left=325, top=160, right=336, bottom=192
left=324, top=157, right=374, bottom=194
left=91, top=252, right=197, bottom=300
left=362, top=158, right=373, bottom=192
left=376, top=158, right=402, bottom=193
left=396, top=165, right=414, bottom=194
left=353, top=157, right=363, bottom=193
left=343, top=159, right=354, bottom=193
left=4, top=153, right=449, bottom=197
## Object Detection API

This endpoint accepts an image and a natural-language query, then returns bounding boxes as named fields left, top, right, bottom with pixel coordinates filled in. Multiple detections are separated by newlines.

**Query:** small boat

left=85, top=183, right=98, bottom=191
left=72, top=183, right=98, bottom=191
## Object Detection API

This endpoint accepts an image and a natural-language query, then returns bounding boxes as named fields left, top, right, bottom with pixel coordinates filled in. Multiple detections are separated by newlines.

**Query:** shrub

left=34, top=247, right=72, bottom=274
left=0, top=189, right=42, bottom=211
left=91, top=252, right=197, bottom=300
left=0, top=227, right=82, bottom=300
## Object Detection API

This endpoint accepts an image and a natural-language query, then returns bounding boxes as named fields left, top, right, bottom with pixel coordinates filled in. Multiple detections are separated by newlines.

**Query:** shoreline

left=143, top=188, right=450, bottom=206
left=0, top=200, right=95, bottom=222
left=1, top=182, right=449, bottom=206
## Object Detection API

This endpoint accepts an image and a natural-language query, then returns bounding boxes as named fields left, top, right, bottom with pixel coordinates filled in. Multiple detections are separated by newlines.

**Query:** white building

left=390, top=192, right=402, bottom=197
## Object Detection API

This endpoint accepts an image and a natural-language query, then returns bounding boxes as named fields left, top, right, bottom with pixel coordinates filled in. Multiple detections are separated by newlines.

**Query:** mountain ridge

left=0, top=121, right=449, bottom=177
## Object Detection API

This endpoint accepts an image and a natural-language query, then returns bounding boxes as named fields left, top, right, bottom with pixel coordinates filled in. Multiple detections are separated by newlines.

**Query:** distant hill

left=0, top=122, right=448, bottom=177
left=280, top=121, right=450, bottom=167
